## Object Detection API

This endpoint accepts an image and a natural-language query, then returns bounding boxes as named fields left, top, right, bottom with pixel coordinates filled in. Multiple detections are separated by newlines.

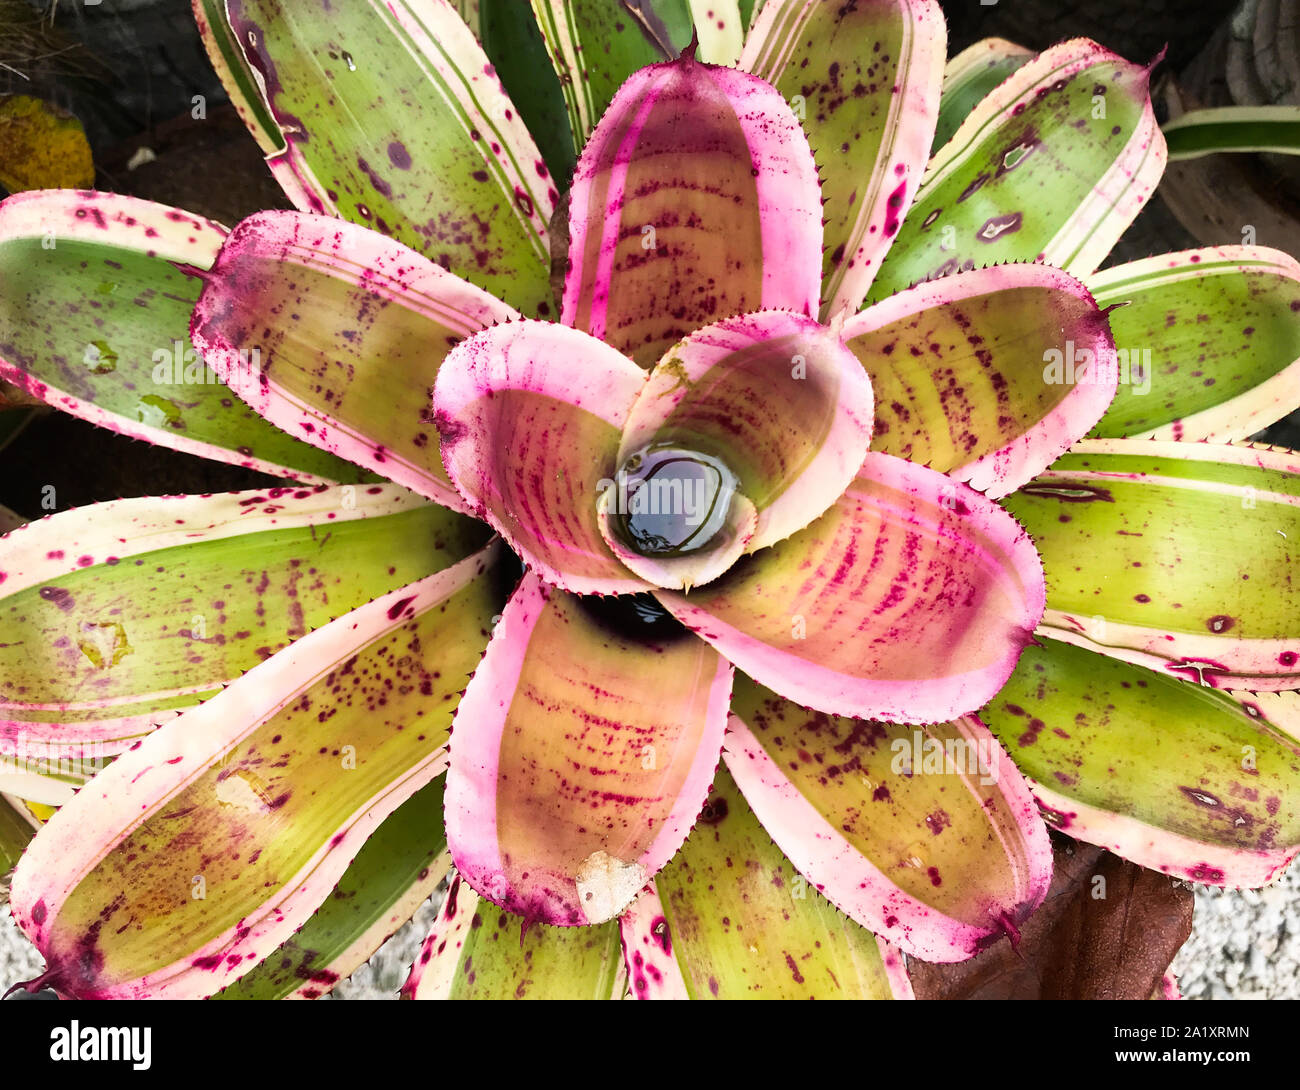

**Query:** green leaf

left=984, top=639, right=1300, bottom=887
left=214, top=777, right=450, bottom=1000
left=932, top=37, right=1032, bottom=155
left=1163, top=105, right=1300, bottom=160
left=402, top=872, right=623, bottom=999
left=870, top=38, right=1165, bottom=303
left=0, top=485, right=487, bottom=752
left=480, top=0, right=576, bottom=185
left=0, top=190, right=357, bottom=480
left=1003, top=439, right=1300, bottom=689
left=1087, top=246, right=1300, bottom=441
left=212, top=0, right=556, bottom=316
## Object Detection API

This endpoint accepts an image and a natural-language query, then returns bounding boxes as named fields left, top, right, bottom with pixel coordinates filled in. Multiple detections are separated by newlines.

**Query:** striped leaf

left=932, top=37, right=1032, bottom=154
left=1163, top=105, right=1300, bottom=161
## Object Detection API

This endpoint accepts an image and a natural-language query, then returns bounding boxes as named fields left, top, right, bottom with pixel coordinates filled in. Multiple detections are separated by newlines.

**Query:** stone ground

left=5, top=866, right=1299, bottom=999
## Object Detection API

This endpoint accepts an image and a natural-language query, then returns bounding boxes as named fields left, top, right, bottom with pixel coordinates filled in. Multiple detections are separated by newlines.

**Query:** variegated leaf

left=215, top=778, right=451, bottom=999
left=726, top=675, right=1051, bottom=961
left=655, top=452, right=1045, bottom=724
left=433, top=319, right=652, bottom=595
left=445, top=573, right=732, bottom=926
left=870, top=39, right=1165, bottom=302
left=202, top=0, right=555, bottom=315
left=844, top=263, right=1116, bottom=497
left=562, top=51, right=822, bottom=367
left=1087, top=247, right=1300, bottom=442
left=1003, top=440, right=1300, bottom=689
left=191, top=211, right=520, bottom=513
left=932, top=37, right=1032, bottom=154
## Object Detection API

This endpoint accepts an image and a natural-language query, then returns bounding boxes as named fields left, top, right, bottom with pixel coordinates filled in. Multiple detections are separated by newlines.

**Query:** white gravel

left=5, top=865, right=1300, bottom=999
left=1170, top=866, right=1300, bottom=1000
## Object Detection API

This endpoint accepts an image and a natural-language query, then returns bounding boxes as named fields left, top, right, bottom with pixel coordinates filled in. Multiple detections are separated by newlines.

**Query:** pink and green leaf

left=844, top=263, right=1117, bottom=497
left=0, top=190, right=354, bottom=481
left=433, top=319, right=652, bottom=594
left=931, top=37, right=1033, bottom=154
left=1087, top=247, right=1300, bottom=442
left=205, top=0, right=556, bottom=316
left=740, top=0, right=947, bottom=315
left=725, top=675, right=1052, bottom=961
left=401, top=872, right=623, bottom=999
left=7, top=545, right=504, bottom=999
left=0, top=484, right=485, bottom=754
left=444, top=573, right=733, bottom=927
left=562, top=54, right=822, bottom=367
left=191, top=211, right=520, bottom=512
left=621, top=769, right=912, bottom=998
left=984, top=638, right=1300, bottom=888
left=655, top=452, right=1045, bottom=724
left=214, top=777, right=451, bottom=1000
left=870, top=39, right=1165, bottom=302
left=1003, top=439, right=1300, bottom=689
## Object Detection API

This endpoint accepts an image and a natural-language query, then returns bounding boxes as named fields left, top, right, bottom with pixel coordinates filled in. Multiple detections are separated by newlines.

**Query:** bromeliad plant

left=0, top=0, right=1299, bottom=1000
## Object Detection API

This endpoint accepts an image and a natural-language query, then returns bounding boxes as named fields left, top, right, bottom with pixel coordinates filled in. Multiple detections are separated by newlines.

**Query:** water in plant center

left=611, top=443, right=739, bottom=558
